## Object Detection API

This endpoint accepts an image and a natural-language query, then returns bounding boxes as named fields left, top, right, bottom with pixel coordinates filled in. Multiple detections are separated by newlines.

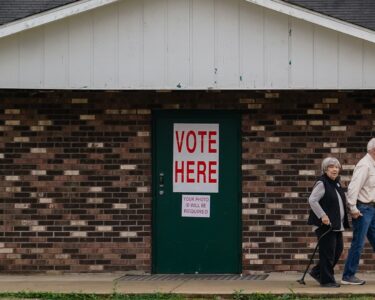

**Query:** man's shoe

left=320, top=282, right=340, bottom=288
left=309, top=271, right=320, bottom=283
left=341, top=276, right=366, bottom=285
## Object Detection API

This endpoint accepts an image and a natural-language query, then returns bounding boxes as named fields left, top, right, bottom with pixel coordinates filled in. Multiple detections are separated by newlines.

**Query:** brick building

left=1, top=0, right=375, bottom=274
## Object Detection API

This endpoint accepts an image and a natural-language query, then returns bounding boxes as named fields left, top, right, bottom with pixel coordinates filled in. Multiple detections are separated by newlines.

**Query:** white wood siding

left=0, top=35, right=19, bottom=86
left=19, top=29, right=44, bottom=88
left=191, top=0, right=215, bottom=88
left=290, top=19, right=314, bottom=88
left=69, top=14, right=92, bottom=88
left=0, top=0, right=374, bottom=90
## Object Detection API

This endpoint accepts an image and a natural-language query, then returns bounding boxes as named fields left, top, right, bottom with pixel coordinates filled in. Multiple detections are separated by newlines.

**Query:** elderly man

left=341, top=138, right=375, bottom=285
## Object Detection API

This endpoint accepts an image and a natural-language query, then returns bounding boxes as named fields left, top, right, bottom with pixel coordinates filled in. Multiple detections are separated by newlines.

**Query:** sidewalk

left=0, top=272, right=375, bottom=296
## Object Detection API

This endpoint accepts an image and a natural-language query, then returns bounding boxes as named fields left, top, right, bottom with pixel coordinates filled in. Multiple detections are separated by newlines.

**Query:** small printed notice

left=181, top=195, right=210, bottom=218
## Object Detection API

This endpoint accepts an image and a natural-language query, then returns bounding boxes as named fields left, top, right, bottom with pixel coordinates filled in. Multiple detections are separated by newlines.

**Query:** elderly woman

left=307, top=157, right=350, bottom=288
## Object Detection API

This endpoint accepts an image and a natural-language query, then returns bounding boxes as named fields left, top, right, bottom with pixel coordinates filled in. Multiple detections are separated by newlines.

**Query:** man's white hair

left=367, top=138, right=375, bottom=152
left=321, top=157, right=341, bottom=173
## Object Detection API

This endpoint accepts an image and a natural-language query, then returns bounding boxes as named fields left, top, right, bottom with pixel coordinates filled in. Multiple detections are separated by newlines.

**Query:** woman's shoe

left=320, top=282, right=340, bottom=288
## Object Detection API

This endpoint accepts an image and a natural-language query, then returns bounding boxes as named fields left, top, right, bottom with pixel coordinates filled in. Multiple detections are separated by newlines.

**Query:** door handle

left=159, top=172, right=164, bottom=195
left=159, top=172, right=164, bottom=187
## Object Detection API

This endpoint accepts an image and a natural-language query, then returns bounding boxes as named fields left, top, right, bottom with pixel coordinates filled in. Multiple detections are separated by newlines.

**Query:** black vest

left=307, top=174, right=350, bottom=230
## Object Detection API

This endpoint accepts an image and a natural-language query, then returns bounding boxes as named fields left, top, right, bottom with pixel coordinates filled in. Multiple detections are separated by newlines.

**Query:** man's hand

left=321, top=214, right=330, bottom=225
left=351, top=210, right=363, bottom=219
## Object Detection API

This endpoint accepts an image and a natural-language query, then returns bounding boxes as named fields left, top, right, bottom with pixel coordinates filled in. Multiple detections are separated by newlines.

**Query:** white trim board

left=1, top=0, right=375, bottom=44
left=246, top=0, right=375, bottom=43
left=0, top=0, right=120, bottom=38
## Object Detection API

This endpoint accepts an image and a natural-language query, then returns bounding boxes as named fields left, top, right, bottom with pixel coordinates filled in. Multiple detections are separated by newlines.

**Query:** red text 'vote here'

left=174, top=129, right=218, bottom=184
left=175, top=130, right=217, bottom=154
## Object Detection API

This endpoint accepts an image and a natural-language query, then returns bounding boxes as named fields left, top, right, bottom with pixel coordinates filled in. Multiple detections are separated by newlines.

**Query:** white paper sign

left=181, top=195, right=210, bottom=218
left=173, top=123, right=219, bottom=193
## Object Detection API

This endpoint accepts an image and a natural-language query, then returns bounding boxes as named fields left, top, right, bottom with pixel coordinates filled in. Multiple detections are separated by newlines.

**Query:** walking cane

left=297, top=224, right=332, bottom=285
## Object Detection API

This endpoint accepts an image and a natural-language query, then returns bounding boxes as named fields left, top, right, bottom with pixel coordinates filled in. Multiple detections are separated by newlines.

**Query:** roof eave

left=1, top=0, right=375, bottom=43
left=0, top=0, right=120, bottom=39
left=246, top=0, right=375, bottom=43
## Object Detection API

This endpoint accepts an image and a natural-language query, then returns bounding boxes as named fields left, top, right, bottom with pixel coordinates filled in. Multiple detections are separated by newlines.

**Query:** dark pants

left=310, top=230, right=343, bottom=284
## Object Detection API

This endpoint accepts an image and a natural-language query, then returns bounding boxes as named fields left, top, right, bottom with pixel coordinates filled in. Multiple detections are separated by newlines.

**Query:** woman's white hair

left=321, top=157, right=341, bottom=173
left=367, top=138, right=375, bottom=152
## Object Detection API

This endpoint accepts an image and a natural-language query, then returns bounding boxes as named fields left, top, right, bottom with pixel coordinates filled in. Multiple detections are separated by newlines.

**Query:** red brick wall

left=0, top=90, right=374, bottom=274
left=241, top=91, right=374, bottom=274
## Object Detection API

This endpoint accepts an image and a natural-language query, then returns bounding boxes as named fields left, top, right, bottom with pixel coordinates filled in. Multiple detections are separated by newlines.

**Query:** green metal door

left=152, top=111, right=241, bottom=274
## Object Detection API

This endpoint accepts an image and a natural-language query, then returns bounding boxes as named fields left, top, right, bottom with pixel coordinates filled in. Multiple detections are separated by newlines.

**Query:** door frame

left=151, top=109, right=242, bottom=274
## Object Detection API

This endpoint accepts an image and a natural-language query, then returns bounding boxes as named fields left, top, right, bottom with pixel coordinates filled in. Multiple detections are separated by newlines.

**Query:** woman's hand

left=321, top=214, right=330, bottom=225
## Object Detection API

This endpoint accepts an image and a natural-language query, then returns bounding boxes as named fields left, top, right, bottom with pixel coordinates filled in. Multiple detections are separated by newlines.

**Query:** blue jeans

left=343, top=204, right=375, bottom=279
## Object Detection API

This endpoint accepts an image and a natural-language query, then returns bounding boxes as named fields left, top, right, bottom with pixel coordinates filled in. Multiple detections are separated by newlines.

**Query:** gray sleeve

left=308, top=181, right=326, bottom=219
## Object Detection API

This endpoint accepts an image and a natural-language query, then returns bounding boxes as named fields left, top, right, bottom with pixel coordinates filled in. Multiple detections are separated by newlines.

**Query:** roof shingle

left=0, top=0, right=79, bottom=26
left=284, top=0, right=375, bottom=31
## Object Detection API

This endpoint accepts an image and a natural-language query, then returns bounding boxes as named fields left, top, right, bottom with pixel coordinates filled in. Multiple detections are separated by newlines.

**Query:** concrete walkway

left=0, top=273, right=374, bottom=296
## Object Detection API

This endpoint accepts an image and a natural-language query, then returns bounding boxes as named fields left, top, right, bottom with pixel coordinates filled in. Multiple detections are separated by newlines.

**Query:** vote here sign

left=173, top=123, right=219, bottom=193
